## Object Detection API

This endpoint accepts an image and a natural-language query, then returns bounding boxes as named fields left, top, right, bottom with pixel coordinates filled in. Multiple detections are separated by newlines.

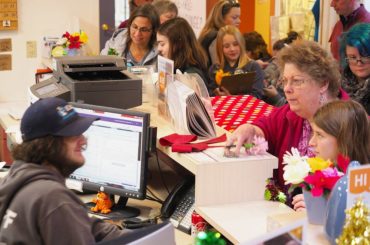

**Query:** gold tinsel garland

left=336, top=198, right=370, bottom=245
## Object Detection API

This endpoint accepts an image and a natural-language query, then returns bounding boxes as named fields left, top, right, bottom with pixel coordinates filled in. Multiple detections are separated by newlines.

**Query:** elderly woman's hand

left=292, top=194, right=306, bottom=212
left=225, top=124, right=264, bottom=157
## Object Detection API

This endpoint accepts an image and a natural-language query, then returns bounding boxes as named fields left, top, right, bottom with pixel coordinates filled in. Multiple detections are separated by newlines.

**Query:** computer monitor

left=68, top=102, right=150, bottom=219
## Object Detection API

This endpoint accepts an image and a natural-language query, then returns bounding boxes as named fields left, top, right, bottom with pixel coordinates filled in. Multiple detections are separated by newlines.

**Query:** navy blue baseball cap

left=21, top=98, right=99, bottom=142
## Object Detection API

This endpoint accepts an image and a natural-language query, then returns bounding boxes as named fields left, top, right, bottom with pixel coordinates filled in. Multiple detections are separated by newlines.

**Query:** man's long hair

left=11, top=136, right=78, bottom=177
left=12, top=135, right=64, bottom=165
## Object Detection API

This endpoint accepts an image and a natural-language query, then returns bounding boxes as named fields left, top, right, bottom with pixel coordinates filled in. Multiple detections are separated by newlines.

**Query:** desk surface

left=197, top=201, right=330, bottom=244
left=80, top=195, right=193, bottom=245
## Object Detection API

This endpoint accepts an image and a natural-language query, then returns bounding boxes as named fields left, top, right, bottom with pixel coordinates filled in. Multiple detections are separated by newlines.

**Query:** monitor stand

left=85, top=195, right=140, bottom=220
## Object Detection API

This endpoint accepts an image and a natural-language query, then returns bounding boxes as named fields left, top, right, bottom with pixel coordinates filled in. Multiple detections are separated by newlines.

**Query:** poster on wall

left=0, top=38, right=11, bottom=52
left=0, top=0, right=18, bottom=31
left=172, top=0, right=206, bottom=37
left=0, top=54, right=11, bottom=71
left=274, top=0, right=316, bottom=42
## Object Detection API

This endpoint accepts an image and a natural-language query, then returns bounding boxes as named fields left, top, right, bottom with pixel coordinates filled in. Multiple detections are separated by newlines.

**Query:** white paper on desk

left=190, top=147, right=272, bottom=163
left=0, top=162, right=6, bottom=169
left=5, top=125, right=20, bottom=134
left=167, top=80, right=191, bottom=132
left=8, top=107, right=25, bottom=120
left=5, top=125, right=23, bottom=144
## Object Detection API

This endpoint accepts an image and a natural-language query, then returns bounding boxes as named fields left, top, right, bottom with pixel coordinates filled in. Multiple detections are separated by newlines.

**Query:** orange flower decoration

left=215, top=69, right=231, bottom=86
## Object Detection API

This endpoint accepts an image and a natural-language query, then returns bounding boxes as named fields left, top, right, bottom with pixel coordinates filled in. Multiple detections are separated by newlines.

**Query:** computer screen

left=68, top=102, right=150, bottom=219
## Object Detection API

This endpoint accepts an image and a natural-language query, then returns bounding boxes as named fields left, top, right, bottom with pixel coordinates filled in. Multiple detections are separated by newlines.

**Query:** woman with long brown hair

left=156, top=17, right=212, bottom=93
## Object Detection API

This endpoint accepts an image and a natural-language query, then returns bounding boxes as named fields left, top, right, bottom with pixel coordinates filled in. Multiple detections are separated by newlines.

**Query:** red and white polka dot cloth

left=211, top=95, right=276, bottom=132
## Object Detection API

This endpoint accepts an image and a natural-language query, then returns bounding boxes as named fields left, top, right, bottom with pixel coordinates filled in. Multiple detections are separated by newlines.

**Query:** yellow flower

left=307, top=157, right=332, bottom=172
left=215, top=69, right=231, bottom=86
left=79, top=31, right=88, bottom=44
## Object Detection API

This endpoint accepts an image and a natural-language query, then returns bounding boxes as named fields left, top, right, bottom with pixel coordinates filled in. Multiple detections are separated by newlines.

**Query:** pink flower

left=304, top=168, right=343, bottom=197
left=323, top=168, right=343, bottom=189
left=321, top=167, right=343, bottom=178
left=246, top=136, right=268, bottom=155
left=304, top=171, right=326, bottom=197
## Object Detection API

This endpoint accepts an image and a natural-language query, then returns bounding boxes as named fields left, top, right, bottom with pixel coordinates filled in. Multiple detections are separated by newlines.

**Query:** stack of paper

left=167, top=80, right=216, bottom=139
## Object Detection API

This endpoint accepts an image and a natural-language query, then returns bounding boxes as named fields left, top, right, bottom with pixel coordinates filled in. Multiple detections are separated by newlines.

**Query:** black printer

left=30, top=56, right=142, bottom=109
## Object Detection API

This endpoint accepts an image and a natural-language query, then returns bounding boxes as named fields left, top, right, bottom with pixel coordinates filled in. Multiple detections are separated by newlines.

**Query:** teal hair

left=339, top=23, right=370, bottom=69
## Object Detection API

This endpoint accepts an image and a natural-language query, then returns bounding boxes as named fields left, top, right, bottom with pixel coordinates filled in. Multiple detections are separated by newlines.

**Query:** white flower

left=56, top=37, right=67, bottom=46
left=283, top=148, right=310, bottom=185
left=283, top=148, right=307, bottom=166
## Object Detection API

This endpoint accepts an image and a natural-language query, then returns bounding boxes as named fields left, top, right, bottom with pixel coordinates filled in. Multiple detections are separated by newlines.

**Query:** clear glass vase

left=66, top=48, right=81, bottom=56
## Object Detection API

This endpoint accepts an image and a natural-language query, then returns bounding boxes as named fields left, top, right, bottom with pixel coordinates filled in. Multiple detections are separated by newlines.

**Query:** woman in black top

left=156, top=17, right=213, bottom=95
left=339, top=23, right=370, bottom=114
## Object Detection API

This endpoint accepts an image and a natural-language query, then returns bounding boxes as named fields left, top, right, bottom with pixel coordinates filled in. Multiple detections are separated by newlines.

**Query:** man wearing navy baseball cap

left=0, top=98, right=130, bottom=244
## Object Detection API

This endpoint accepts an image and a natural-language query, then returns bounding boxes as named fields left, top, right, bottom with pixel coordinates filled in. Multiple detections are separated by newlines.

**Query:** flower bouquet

left=282, top=147, right=348, bottom=224
left=51, top=31, right=88, bottom=57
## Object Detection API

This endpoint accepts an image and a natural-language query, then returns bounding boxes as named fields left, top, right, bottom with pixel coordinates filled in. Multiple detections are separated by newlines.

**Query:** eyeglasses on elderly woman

left=278, top=77, right=312, bottom=88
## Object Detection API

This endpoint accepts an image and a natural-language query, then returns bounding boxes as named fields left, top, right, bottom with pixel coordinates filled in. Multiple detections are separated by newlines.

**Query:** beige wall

left=0, top=0, right=99, bottom=103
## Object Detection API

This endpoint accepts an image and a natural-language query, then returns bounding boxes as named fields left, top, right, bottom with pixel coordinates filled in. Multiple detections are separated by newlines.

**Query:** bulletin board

left=270, top=0, right=316, bottom=46
left=0, top=0, right=18, bottom=31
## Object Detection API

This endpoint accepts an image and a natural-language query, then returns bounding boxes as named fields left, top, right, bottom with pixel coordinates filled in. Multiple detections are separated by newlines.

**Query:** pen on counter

left=209, top=144, right=236, bottom=149
left=224, top=144, right=236, bottom=149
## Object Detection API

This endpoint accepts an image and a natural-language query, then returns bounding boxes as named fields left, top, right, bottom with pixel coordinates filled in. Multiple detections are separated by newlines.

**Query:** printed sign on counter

left=347, top=165, right=370, bottom=209
left=157, top=55, right=173, bottom=120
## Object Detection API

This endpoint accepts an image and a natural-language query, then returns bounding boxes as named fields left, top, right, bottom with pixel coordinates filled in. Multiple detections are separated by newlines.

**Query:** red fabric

left=253, top=89, right=350, bottom=188
left=211, top=95, right=275, bottom=132
left=159, top=134, right=197, bottom=146
left=329, top=4, right=370, bottom=60
left=159, top=133, right=227, bottom=153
